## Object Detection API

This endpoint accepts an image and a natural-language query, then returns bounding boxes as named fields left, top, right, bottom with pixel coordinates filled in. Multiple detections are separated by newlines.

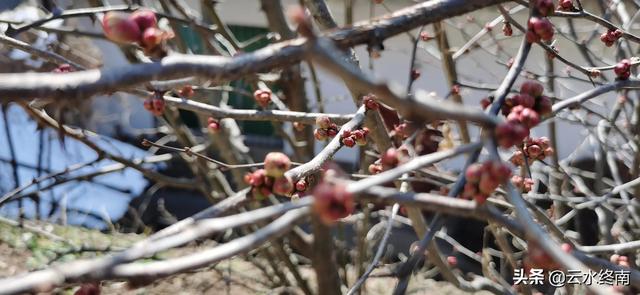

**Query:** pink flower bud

left=102, top=12, right=141, bottom=44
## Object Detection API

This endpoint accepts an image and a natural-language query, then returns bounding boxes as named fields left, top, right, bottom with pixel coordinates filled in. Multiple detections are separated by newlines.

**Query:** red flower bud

left=130, top=9, right=157, bottom=31
left=502, top=22, right=513, bottom=37
left=313, top=182, right=355, bottom=224
left=295, top=179, right=308, bottom=192
left=410, top=69, right=421, bottom=81
left=614, top=59, right=631, bottom=80
left=381, top=148, right=400, bottom=168
left=151, top=98, right=165, bottom=116
left=479, top=174, right=499, bottom=195
left=179, top=85, right=194, bottom=98
left=520, top=80, right=544, bottom=97
left=537, top=96, right=553, bottom=116
left=141, top=27, right=164, bottom=48
left=420, top=31, right=432, bottom=41
left=264, top=152, right=291, bottom=178
left=273, top=176, right=294, bottom=196
left=447, top=256, right=458, bottom=267
left=363, top=95, right=380, bottom=110
left=368, top=163, right=382, bottom=174
left=465, top=164, right=483, bottom=183
left=314, top=128, right=328, bottom=141
left=326, top=127, right=338, bottom=137
left=535, top=0, right=554, bottom=16
left=52, top=64, right=73, bottom=73
left=526, top=241, right=558, bottom=270
left=558, top=0, right=574, bottom=11
left=208, top=119, right=220, bottom=133
left=254, top=89, right=272, bottom=108
left=480, top=97, right=492, bottom=110
left=496, top=122, right=529, bottom=148
left=102, top=12, right=141, bottom=44
left=316, top=115, right=331, bottom=129
left=342, top=136, right=356, bottom=147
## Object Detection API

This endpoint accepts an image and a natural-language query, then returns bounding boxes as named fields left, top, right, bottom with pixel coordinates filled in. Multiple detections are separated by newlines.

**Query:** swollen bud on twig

left=312, top=182, right=354, bottom=225
left=419, top=31, right=433, bottom=41
left=502, top=22, right=513, bottom=37
left=462, top=161, right=512, bottom=204
left=410, top=69, right=421, bottom=81
left=273, top=176, right=294, bottom=196
left=102, top=10, right=172, bottom=57
left=363, top=94, right=379, bottom=110
left=102, top=12, right=141, bottom=44
left=143, top=93, right=165, bottom=116
left=130, top=10, right=157, bottom=31
left=526, top=17, right=554, bottom=43
left=254, top=89, right=272, bottom=108
left=52, top=64, right=73, bottom=73
left=535, top=0, right=554, bottom=16
left=179, top=85, right=194, bottom=98
left=558, top=0, right=576, bottom=11
left=600, top=29, right=623, bottom=47
left=614, top=59, right=631, bottom=80
left=207, top=117, right=220, bottom=133
left=316, top=116, right=331, bottom=129
left=264, top=152, right=291, bottom=178
left=495, top=122, right=529, bottom=148
left=511, top=175, right=534, bottom=192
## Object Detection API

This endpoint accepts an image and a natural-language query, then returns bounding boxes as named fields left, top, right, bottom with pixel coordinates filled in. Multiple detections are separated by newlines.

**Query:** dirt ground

left=0, top=220, right=488, bottom=295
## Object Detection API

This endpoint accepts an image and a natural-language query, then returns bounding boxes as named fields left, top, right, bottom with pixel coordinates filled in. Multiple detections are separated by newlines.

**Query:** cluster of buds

left=512, top=81, right=553, bottom=117
left=534, top=0, right=555, bottom=16
left=600, top=29, right=623, bottom=47
left=610, top=254, right=631, bottom=268
left=368, top=147, right=408, bottom=174
left=525, top=241, right=573, bottom=271
left=526, top=17, right=554, bottom=43
left=510, top=137, right=553, bottom=166
left=254, top=89, right=272, bottom=108
left=143, top=92, right=165, bottom=116
left=341, top=128, right=369, bottom=147
left=557, top=0, right=576, bottom=11
left=614, top=59, right=632, bottom=80
left=363, top=94, right=379, bottom=110
left=102, top=10, right=172, bottom=56
left=462, top=161, right=512, bottom=204
left=496, top=80, right=552, bottom=148
left=244, top=152, right=293, bottom=199
left=207, top=117, right=220, bottom=133
left=495, top=122, right=529, bottom=148
left=312, top=181, right=354, bottom=224
left=314, top=115, right=339, bottom=141
left=502, top=22, right=513, bottom=37
left=511, top=175, right=534, bottom=192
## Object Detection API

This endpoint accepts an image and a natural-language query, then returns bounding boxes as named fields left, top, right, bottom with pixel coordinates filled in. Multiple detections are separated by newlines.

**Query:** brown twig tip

left=141, top=138, right=151, bottom=147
